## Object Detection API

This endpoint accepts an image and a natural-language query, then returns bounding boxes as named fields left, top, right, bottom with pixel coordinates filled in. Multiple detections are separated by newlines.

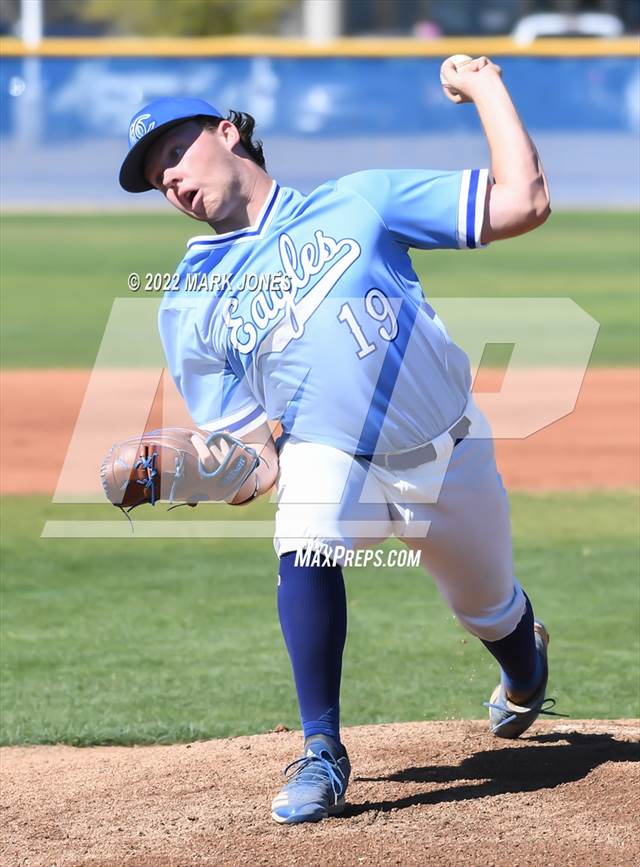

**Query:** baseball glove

left=100, top=427, right=260, bottom=512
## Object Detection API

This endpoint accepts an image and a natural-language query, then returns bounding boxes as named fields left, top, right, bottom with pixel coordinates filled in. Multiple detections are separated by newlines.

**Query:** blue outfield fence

left=1, top=55, right=638, bottom=207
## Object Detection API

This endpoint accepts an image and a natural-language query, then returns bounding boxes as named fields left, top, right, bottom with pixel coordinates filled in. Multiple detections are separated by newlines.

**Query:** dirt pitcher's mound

left=1, top=720, right=638, bottom=867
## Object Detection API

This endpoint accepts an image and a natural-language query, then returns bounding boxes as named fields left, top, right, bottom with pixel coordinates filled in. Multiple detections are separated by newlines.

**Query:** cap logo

left=129, top=113, right=156, bottom=145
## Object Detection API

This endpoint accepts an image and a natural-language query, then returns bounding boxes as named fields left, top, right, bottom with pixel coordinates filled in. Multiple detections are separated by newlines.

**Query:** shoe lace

left=483, top=697, right=568, bottom=732
left=283, top=752, right=346, bottom=802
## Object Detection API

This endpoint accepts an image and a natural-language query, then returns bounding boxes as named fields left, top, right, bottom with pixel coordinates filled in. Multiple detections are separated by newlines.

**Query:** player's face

left=144, top=120, right=241, bottom=223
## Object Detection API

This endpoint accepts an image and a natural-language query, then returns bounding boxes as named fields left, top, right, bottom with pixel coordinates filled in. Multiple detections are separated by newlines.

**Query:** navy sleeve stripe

left=466, top=169, right=480, bottom=250
left=201, top=404, right=267, bottom=438
left=457, top=168, right=489, bottom=250
left=224, top=404, right=265, bottom=433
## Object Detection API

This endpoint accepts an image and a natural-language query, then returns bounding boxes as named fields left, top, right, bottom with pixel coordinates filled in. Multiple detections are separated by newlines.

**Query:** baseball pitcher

left=105, top=55, right=561, bottom=824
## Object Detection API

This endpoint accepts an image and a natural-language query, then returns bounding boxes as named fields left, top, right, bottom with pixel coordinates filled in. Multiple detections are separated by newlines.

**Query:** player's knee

left=453, top=583, right=526, bottom=642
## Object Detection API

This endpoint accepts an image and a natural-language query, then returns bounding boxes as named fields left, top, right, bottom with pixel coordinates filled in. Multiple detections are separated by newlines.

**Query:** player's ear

left=218, top=119, right=241, bottom=150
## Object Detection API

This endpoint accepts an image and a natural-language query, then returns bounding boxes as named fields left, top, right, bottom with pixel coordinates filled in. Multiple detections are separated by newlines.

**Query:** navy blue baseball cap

left=119, top=97, right=223, bottom=193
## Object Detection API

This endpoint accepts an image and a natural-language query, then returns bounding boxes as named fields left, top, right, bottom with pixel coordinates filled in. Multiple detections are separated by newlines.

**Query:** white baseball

left=440, top=54, right=474, bottom=93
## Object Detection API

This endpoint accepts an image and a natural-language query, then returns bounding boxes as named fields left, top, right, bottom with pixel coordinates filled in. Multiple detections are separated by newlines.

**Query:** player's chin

left=181, top=202, right=209, bottom=222
left=166, top=194, right=205, bottom=222
left=188, top=201, right=211, bottom=222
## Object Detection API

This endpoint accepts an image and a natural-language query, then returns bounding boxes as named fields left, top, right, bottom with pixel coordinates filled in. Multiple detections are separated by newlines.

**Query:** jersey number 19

left=337, top=288, right=399, bottom=359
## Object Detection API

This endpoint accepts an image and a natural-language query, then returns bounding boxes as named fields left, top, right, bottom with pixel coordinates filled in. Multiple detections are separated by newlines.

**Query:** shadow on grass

left=345, top=731, right=640, bottom=817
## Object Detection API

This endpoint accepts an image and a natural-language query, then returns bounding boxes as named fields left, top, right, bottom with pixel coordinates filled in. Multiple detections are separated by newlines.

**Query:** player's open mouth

left=190, top=190, right=203, bottom=212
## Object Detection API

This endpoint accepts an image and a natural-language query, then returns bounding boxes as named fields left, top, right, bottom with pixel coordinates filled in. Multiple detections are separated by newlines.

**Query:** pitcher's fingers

left=440, top=58, right=458, bottom=83
left=191, top=434, right=218, bottom=472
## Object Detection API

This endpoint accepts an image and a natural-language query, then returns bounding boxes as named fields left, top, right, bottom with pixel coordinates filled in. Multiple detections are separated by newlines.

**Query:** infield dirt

left=1, top=720, right=638, bottom=867
left=1, top=367, right=638, bottom=494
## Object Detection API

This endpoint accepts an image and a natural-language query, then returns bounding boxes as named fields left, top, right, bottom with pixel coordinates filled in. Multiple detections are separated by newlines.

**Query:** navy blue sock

left=277, top=551, right=347, bottom=744
left=481, top=594, right=542, bottom=697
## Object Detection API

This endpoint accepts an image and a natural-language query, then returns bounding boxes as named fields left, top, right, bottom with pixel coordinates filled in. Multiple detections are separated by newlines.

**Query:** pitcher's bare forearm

left=440, top=57, right=551, bottom=242
left=473, top=71, right=550, bottom=240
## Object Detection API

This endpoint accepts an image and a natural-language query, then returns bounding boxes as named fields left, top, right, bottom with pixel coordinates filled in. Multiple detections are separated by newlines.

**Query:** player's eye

left=170, top=145, right=185, bottom=162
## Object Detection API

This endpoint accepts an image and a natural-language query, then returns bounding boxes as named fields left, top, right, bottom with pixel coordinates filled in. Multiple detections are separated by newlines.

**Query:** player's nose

left=163, top=164, right=183, bottom=191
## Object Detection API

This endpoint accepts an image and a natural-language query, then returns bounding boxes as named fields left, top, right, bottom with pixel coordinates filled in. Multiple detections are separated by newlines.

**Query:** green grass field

left=1, top=492, right=638, bottom=746
left=1, top=211, right=638, bottom=367
left=1, top=211, right=638, bottom=746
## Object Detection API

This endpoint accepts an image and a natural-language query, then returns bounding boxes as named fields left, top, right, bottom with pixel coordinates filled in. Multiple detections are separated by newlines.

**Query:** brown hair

left=200, top=110, right=267, bottom=170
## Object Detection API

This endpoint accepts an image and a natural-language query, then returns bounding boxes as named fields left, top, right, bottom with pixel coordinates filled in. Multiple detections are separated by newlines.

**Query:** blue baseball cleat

left=271, top=735, right=351, bottom=824
left=484, top=622, right=565, bottom=739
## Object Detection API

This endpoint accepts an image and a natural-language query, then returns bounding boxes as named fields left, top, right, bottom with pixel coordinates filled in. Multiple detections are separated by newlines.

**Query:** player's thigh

left=400, top=436, right=516, bottom=615
left=274, top=438, right=393, bottom=558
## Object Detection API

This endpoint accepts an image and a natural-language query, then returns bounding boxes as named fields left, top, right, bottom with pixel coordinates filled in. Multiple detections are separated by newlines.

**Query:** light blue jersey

left=159, top=168, right=489, bottom=455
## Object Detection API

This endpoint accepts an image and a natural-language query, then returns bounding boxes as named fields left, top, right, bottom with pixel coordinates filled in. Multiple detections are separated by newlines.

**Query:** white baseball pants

left=273, top=398, right=525, bottom=642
